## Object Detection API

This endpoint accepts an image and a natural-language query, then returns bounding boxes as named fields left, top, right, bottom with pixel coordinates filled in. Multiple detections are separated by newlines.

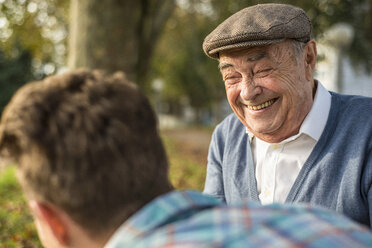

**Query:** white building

left=315, top=23, right=372, bottom=97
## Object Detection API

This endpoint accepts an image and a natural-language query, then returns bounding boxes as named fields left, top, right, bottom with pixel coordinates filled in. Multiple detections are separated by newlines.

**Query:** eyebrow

left=218, top=52, right=268, bottom=71
left=218, top=63, right=232, bottom=71
left=247, top=52, right=268, bottom=62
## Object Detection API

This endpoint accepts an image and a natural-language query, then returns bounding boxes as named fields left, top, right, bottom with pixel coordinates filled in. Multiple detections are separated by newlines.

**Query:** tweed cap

left=203, top=4, right=312, bottom=59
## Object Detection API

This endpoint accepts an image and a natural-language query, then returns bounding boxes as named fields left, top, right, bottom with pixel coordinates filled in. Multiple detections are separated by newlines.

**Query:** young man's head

left=0, top=70, right=172, bottom=247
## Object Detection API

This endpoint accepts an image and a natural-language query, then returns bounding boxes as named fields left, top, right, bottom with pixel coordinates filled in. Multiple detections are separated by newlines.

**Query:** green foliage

left=0, top=0, right=69, bottom=113
left=0, top=48, right=33, bottom=113
left=151, top=5, right=225, bottom=122
left=0, top=166, right=42, bottom=247
left=0, top=0, right=69, bottom=73
left=285, top=0, right=372, bottom=72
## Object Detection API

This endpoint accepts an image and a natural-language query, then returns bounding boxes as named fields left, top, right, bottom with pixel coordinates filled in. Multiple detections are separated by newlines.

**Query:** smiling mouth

left=247, top=98, right=278, bottom=110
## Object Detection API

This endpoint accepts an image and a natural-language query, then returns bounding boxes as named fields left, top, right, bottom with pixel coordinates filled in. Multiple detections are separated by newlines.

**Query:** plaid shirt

left=105, top=191, right=372, bottom=248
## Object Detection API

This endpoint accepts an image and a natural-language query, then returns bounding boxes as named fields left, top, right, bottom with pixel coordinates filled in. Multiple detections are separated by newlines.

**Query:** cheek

left=225, top=86, right=240, bottom=104
left=270, top=73, right=304, bottom=98
left=279, top=82, right=312, bottom=117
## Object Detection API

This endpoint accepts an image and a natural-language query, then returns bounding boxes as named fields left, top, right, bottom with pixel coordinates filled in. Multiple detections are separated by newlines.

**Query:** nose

left=240, top=76, right=262, bottom=100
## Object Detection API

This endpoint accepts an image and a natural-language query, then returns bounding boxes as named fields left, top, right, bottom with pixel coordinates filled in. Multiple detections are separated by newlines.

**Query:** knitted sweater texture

left=204, top=92, right=372, bottom=227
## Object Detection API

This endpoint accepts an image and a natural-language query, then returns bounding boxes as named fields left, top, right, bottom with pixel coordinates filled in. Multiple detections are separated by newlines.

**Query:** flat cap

left=203, top=4, right=312, bottom=59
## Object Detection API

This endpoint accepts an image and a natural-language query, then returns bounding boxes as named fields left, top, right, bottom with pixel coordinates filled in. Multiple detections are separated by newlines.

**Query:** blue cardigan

left=204, top=92, right=372, bottom=227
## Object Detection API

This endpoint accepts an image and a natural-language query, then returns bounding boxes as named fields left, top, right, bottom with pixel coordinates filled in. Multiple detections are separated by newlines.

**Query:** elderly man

left=203, top=3, right=372, bottom=228
left=1, top=70, right=372, bottom=247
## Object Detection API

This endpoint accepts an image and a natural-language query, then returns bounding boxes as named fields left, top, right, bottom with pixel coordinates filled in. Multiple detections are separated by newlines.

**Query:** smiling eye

left=223, top=73, right=242, bottom=85
left=254, top=68, right=273, bottom=78
left=258, top=68, right=271, bottom=72
left=224, top=78, right=239, bottom=86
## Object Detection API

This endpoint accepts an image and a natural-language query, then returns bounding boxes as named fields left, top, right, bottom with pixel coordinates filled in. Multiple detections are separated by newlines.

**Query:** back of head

left=0, top=70, right=172, bottom=238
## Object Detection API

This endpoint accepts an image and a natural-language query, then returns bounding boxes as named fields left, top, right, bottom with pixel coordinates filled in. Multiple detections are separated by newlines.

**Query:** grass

left=0, top=166, right=41, bottom=247
left=162, top=134, right=206, bottom=191
left=0, top=129, right=208, bottom=246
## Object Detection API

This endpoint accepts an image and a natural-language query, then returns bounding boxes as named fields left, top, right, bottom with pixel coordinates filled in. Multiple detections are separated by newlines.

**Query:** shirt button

left=264, top=189, right=271, bottom=196
left=272, top=144, right=280, bottom=149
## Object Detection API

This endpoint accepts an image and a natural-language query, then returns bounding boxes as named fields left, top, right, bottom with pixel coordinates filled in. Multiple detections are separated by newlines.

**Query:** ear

left=29, top=200, right=70, bottom=246
left=304, top=40, right=317, bottom=81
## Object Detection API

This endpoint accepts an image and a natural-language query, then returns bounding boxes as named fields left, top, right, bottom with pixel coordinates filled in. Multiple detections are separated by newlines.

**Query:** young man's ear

left=29, top=200, right=70, bottom=246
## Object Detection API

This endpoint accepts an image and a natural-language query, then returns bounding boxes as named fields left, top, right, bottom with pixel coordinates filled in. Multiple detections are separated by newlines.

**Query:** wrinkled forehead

left=218, top=41, right=293, bottom=67
left=219, top=46, right=269, bottom=60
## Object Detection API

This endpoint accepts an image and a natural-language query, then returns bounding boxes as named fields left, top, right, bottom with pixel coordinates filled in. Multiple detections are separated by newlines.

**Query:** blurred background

left=0, top=0, right=371, bottom=246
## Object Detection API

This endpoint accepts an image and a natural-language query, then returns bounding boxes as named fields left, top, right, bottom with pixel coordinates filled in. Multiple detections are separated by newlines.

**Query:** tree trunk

left=68, top=0, right=175, bottom=88
left=367, top=0, right=372, bottom=41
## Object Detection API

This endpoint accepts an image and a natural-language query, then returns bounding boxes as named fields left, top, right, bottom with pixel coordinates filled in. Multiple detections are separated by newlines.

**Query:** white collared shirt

left=248, top=82, right=331, bottom=204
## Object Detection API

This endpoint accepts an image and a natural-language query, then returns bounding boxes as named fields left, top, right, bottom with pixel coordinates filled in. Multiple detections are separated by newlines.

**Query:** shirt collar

left=104, top=190, right=221, bottom=248
left=299, top=81, right=331, bottom=141
left=246, top=80, right=331, bottom=142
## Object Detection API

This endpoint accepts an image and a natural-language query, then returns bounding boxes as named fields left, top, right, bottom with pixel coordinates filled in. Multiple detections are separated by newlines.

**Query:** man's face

left=219, top=41, right=315, bottom=143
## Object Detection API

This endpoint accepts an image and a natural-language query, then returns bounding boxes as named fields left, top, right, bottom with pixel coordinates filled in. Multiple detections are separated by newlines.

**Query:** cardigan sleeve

left=203, top=127, right=226, bottom=203
left=367, top=151, right=372, bottom=229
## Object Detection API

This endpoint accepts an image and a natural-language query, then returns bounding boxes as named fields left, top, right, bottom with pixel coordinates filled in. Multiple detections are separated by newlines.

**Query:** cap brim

left=206, top=38, right=285, bottom=59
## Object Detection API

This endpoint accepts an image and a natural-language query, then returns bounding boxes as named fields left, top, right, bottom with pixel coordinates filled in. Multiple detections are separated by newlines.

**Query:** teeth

left=248, top=99, right=275, bottom=110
